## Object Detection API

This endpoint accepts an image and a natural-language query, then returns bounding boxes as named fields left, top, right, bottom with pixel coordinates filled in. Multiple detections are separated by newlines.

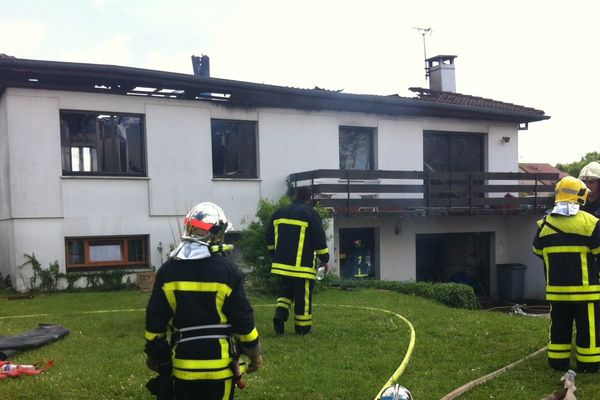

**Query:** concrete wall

left=1, top=87, right=529, bottom=293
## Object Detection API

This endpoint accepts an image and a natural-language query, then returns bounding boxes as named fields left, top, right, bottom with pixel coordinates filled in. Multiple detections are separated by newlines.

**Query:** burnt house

left=0, top=55, right=553, bottom=297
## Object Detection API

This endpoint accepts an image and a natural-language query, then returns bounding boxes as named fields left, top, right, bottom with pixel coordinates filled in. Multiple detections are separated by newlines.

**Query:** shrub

left=241, top=197, right=291, bottom=294
left=325, top=278, right=480, bottom=309
left=22, top=253, right=63, bottom=293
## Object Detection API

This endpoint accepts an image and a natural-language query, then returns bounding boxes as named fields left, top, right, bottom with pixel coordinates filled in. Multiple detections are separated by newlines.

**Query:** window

left=211, top=119, right=257, bottom=178
left=339, top=126, right=375, bottom=170
left=60, top=111, right=146, bottom=176
left=423, top=131, right=483, bottom=173
left=66, top=235, right=149, bottom=271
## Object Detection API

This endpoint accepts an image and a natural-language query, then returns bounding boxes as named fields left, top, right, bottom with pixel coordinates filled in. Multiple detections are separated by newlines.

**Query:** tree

left=556, top=151, right=600, bottom=177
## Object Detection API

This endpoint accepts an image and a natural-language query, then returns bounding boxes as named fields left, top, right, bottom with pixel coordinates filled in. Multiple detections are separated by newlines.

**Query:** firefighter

left=144, top=202, right=263, bottom=400
left=347, top=239, right=369, bottom=279
left=579, top=161, right=600, bottom=217
left=533, top=176, right=600, bottom=372
left=266, top=187, right=330, bottom=335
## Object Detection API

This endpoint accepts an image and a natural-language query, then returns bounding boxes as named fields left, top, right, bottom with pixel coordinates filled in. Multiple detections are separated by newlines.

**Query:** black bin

left=497, top=263, right=526, bottom=301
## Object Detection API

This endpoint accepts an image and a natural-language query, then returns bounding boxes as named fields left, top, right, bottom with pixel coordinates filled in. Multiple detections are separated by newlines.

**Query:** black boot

left=273, top=318, right=284, bottom=335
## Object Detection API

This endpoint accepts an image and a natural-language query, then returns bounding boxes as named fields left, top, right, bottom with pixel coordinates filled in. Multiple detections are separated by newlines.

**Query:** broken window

left=339, top=126, right=375, bottom=170
left=60, top=111, right=145, bottom=176
left=211, top=119, right=258, bottom=179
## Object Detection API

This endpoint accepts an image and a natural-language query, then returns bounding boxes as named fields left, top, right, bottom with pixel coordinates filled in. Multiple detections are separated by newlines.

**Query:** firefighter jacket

left=581, top=197, right=600, bottom=218
left=266, top=200, right=330, bottom=280
left=144, top=254, right=259, bottom=381
left=533, top=210, right=600, bottom=302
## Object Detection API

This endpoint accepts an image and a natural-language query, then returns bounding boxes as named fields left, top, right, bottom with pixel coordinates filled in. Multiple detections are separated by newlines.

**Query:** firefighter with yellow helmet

left=533, top=176, right=600, bottom=372
left=144, top=202, right=262, bottom=399
left=579, top=161, right=600, bottom=217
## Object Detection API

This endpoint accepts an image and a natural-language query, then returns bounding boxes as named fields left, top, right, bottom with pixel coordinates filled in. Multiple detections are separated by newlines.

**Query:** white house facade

left=0, top=55, right=554, bottom=298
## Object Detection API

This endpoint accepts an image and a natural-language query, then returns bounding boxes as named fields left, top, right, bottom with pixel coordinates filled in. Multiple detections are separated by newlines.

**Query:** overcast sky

left=1, top=0, right=597, bottom=165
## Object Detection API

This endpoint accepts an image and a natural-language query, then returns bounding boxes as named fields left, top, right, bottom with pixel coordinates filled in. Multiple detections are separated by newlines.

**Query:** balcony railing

left=288, top=169, right=558, bottom=217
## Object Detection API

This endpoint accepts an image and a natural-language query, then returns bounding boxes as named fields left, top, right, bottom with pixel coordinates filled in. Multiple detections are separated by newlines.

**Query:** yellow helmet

left=555, top=176, right=590, bottom=205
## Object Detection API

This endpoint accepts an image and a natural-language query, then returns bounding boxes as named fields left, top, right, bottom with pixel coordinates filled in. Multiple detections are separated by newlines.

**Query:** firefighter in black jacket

left=266, top=187, right=330, bottom=335
left=145, top=202, right=263, bottom=400
left=533, top=176, right=600, bottom=372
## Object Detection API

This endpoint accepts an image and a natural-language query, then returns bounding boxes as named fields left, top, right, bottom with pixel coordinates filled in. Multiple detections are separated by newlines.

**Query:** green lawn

left=0, top=288, right=594, bottom=399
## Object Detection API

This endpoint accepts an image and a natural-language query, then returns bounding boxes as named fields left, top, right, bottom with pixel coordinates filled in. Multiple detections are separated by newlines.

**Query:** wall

left=0, top=93, right=9, bottom=219
left=0, top=93, right=12, bottom=282
left=335, top=213, right=545, bottom=299
left=2, top=87, right=526, bottom=292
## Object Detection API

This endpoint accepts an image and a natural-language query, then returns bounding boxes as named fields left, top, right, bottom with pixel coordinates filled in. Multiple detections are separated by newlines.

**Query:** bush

left=241, top=197, right=292, bottom=294
left=22, top=253, right=63, bottom=293
left=324, top=278, right=480, bottom=309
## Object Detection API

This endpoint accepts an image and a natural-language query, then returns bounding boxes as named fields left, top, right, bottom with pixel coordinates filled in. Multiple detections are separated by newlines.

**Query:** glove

left=247, top=354, right=263, bottom=373
left=240, top=341, right=263, bottom=373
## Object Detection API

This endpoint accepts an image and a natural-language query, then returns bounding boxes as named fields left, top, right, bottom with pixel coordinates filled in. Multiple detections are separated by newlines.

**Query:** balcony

left=288, top=169, right=558, bottom=217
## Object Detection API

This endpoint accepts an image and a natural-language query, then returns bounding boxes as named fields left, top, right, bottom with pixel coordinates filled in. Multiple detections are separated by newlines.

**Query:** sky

left=1, top=0, right=598, bottom=166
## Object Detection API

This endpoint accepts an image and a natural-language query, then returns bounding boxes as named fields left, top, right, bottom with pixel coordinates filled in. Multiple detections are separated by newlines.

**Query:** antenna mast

left=412, top=26, right=432, bottom=80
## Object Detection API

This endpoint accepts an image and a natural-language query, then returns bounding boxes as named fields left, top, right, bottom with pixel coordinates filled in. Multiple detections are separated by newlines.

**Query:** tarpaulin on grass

left=0, top=324, right=69, bottom=360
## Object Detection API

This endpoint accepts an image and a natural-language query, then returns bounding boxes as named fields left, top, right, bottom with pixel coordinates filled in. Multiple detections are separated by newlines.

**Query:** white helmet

left=579, top=161, right=600, bottom=181
left=380, top=384, right=413, bottom=400
left=182, top=202, right=232, bottom=245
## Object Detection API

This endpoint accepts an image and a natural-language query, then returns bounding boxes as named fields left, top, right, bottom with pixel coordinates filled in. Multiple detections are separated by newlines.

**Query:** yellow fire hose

left=315, top=304, right=416, bottom=400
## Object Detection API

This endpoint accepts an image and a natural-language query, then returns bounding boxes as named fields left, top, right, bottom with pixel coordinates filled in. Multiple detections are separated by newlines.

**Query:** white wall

left=2, top=87, right=531, bottom=293
left=0, top=94, right=12, bottom=282
left=7, top=93, right=63, bottom=218
left=334, top=213, right=545, bottom=298
left=0, top=93, right=9, bottom=219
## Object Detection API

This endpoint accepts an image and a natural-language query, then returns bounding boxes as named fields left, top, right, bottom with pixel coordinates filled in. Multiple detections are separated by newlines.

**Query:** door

left=416, top=232, right=491, bottom=295
left=339, top=228, right=377, bottom=279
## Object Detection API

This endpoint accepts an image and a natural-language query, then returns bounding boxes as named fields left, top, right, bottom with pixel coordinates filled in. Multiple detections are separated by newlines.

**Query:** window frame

left=423, top=130, right=485, bottom=173
left=60, top=110, right=147, bottom=177
left=65, top=235, right=149, bottom=272
left=338, top=126, right=376, bottom=171
left=211, top=119, right=258, bottom=179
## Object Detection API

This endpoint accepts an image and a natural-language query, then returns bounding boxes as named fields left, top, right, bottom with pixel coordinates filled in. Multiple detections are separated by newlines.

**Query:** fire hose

left=313, top=304, right=416, bottom=400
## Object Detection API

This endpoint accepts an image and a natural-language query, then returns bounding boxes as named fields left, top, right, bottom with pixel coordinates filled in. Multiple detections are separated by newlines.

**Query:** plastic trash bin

left=497, top=263, right=526, bottom=301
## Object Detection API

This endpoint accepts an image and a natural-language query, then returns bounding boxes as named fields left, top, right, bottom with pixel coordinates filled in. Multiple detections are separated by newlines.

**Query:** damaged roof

left=0, top=57, right=549, bottom=123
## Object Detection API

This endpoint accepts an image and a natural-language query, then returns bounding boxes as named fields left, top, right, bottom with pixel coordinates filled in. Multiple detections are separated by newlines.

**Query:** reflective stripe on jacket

left=533, top=210, right=600, bottom=302
left=266, top=200, right=329, bottom=280
left=144, top=254, right=259, bottom=380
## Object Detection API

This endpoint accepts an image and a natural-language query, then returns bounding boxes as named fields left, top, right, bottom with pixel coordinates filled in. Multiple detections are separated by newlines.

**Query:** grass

left=0, top=288, right=596, bottom=399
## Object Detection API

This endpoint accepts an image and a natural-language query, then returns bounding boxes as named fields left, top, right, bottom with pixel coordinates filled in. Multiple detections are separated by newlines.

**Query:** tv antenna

left=412, top=26, right=432, bottom=80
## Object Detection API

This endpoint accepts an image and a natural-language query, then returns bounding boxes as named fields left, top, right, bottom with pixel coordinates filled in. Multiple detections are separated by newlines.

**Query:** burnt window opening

left=211, top=119, right=258, bottom=179
left=339, top=126, right=375, bottom=171
left=60, top=111, right=146, bottom=176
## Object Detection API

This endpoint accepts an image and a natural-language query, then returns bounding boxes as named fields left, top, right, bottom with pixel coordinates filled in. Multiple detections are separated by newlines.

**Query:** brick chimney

left=427, top=55, right=456, bottom=92
left=191, top=55, right=210, bottom=77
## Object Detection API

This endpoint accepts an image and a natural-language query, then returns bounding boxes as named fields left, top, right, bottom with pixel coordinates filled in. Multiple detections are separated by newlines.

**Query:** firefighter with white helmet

left=533, top=176, right=600, bottom=372
left=144, top=202, right=263, bottom=399
left=579, top=161, right=600, bottom=217
left=380, top=384, right=413, bottom=400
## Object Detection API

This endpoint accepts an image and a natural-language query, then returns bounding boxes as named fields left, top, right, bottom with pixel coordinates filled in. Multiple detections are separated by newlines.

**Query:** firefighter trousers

left=548, top=301, right=600, bottom=372
left=273, top=277, right=314, bottom=334
left=173, top=377, right=234, bottom=400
